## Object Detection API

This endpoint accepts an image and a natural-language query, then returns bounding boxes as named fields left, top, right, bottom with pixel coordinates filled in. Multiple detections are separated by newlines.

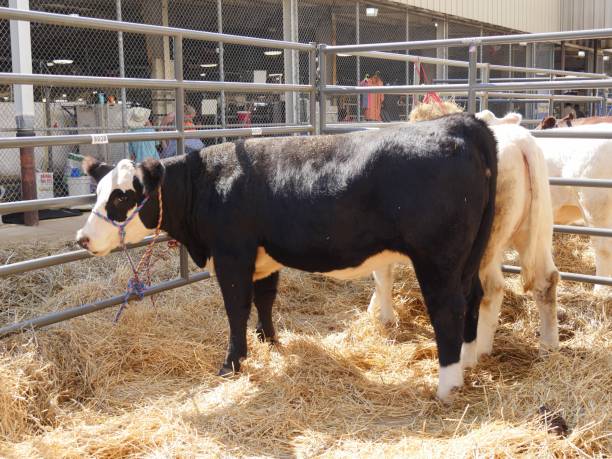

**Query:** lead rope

left=113, top=187, right=170, bottom=322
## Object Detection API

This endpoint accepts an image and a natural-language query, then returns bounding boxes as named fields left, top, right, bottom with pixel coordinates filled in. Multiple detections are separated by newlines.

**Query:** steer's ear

left=138, top=158, right=165, bottom=195
left=82, top=156, right=113, bottom=183
left=540, top=116, right=557, bottom=130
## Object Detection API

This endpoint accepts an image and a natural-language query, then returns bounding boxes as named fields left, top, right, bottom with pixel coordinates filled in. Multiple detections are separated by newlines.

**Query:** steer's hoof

left=217, top=364, right=238, bottom=378
left=256, top=328, right=277, bottom=344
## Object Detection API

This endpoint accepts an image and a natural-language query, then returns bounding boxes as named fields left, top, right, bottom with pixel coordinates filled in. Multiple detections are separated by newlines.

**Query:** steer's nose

left=77, top=236, right=90, bottom=250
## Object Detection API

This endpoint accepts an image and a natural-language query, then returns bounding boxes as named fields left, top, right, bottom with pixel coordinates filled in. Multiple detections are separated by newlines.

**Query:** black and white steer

left=76, top=113, right=498, bottom=400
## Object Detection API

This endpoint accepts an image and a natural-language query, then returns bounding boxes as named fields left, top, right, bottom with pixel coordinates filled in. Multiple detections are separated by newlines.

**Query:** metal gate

left=0, top=6, right=610, bottom=338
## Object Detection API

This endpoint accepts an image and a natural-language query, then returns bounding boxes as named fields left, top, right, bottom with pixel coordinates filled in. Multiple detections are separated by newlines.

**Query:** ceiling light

left=604, top=55, right=610, bottom=61
left=53, top=59, right=73, bottom=65
left=578, top=50, right=586, bottom=58
left=264, top=50, right=282, bottom=56
left=200, top=73, right=207, bottom=77
left=434, top=22, right=439, bottom=28
left=200, top=63, right=218, bottom=68
left=519, top=42, right=527, bottom=46
left=46, top=62, right=54, bottom=67
left=366, top=7, right=378, bottom=17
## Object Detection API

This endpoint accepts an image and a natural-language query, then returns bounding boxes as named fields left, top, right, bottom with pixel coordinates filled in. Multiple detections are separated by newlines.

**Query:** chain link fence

left=0, top=0, right=609, bottom=204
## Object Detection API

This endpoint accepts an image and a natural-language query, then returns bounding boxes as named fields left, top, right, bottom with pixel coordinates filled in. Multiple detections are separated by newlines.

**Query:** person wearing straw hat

left=160, top=104, right=204, bottom=159
left=127, top=106, right=160, bottom=162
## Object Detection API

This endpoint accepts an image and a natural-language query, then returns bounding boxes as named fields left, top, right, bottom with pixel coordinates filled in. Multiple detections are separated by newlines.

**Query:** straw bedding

left=0, top=230, right=609, bottom=458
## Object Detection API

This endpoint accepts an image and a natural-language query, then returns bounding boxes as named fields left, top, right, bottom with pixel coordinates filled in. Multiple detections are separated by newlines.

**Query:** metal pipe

left=324, top=27, right=612, bottom=53
left=0, top=125, right=313, bottom=149
left=0, top=271, right=211, bottom=338
left=502, top=265, right=612, bottom=286
left=217, top=0, right=226, bottom=140
left=532, top=129, right=612, bottom=139
left=0, top=194, right=95, bottom=214
left=179, top=245, right=189, bottom=279
left=355, top=1, right=360, bottom=123
left=0, top=7, right=314, bottom=50
left=318, top=44, right=327, bottom=135
left=308, top=45, right=317, bottom=132
left=116, top=0, right=128, bottom=159
left=553, top=224, right=612, bottom=238
left=548, top=177, right=612, bottom=187
left=467, top=43, right=478, bottom=113
left=0, top=72, right=312, bottom=92
left=0, top=234, right=171, bottom=277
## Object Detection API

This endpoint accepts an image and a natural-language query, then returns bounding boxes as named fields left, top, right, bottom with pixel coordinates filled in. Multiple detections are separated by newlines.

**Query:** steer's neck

left=156, top=152, right=209, bottom=266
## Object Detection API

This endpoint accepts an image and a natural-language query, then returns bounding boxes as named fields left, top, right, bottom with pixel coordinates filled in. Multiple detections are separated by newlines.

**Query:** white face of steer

left=76, top=157, right=163, bottom=256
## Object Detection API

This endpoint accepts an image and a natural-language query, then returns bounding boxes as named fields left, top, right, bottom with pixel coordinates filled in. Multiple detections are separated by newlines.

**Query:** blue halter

left=92, top=195, right=150, bottom=246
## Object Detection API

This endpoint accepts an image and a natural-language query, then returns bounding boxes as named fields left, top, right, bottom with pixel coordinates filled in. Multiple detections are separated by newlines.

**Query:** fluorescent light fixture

left=578, top=50, right=586, bottom=57
left=200, top=63, right=218, bottom=68
left=53, top=59, right=73, bottom=65
left=434, top=22, right=439, bottom=28
left=366, top=7, right=378, bottom=16
left=269, top=73, right=283, bottom=77
left=200, top=73, right=207, bottom=77
left=519, top=42, right=527, bottom=46
left=337, top=53, right=351, bottom=57
left=264, top=50, right=282, bottom=56
left=46, top=62, right=54, bottom=67
left=604, top=55, right=610, bottom=61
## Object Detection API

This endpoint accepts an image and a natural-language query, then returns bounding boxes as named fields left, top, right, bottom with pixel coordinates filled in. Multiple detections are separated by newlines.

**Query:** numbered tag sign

left=91, top=134, right=109, bottom=145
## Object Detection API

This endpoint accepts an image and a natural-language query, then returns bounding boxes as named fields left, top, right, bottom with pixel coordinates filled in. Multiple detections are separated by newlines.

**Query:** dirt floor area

left=0, top=232, right=610, bottom=458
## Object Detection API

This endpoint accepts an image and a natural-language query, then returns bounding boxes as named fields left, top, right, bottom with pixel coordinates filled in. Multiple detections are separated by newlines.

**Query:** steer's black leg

left=253, top=271, right=279, bottom=343
left=413, top=257, right=466, bottom=400
left=213, top=252, right=256, bottom=377
left=461, top=273, right=483, bottom=368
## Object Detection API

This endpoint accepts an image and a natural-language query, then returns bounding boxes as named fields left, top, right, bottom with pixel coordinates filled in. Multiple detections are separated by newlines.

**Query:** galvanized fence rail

left=0, top=8, right=611, bottom=339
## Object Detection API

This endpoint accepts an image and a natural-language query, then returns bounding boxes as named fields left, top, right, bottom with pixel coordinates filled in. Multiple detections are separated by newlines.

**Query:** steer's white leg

left=460, top=340, right=478, bottom=369
left=533, top=265, right=560, bottom=352
left=592, top=237, right=612, bottom=294
left=437, top=362, right=463, bottom=401
left=368, top=264, right=397, bottom=325
left=476, top=260, right=505, bottom=360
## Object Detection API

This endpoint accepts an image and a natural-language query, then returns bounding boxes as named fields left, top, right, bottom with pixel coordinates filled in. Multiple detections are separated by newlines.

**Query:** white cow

left=369, top=112, right=560, bottom=368
left=535, top=124, right=612, bottom=293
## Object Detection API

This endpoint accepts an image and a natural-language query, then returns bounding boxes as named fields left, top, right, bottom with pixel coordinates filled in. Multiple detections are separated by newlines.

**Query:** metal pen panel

left=0, top=271, right=211, bottom=338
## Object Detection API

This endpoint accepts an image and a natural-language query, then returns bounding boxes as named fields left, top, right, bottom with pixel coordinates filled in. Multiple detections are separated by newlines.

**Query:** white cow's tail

left=515, top=132, right=552, bottom=292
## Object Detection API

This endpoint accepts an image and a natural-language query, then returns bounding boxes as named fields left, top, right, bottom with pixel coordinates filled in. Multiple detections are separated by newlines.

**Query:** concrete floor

left=0, top=213, right=89, bottom=246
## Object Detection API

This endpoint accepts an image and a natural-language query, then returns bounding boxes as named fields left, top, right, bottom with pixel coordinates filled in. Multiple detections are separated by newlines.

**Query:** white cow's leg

left=368, top=264, right=397, bottom=325
left=476, top=260, right=505, bottom=360
left=592, top=237, right=612, bottom=294
left=533, top=265, right=560, bottom=352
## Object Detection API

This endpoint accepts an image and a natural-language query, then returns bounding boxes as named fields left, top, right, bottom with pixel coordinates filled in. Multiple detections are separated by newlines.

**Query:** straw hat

left=127, top=107, right=151, bottom=129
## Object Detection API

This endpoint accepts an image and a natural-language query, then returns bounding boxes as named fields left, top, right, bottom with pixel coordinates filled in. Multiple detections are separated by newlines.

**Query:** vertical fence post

left=309, top=43, right=317, bottom=133
left=217, top=0, right=226, bottom=142
left=602, top=89, right=608, bottom=116
left=10, top=0, right=37, bottom=225
left=548, top=75, right=554, bottom=116
left=355, top=1, right=361, bottom=122
left=173, top=34, right=189, bottom=280
left=480, top=63, right=489, bottom=111
left=405, top=9, right=410, bottom=120
left=467, top=42, right=478, bottom=114
left=318, top=44, right=327, bottom=134
left=116, top=0, right=128, bottom=159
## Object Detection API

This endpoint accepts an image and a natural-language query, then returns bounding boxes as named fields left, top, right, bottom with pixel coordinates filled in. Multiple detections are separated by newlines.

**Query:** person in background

left=160, top=104, right=205, bottom=158
left=574, top=104, right=586, bottom=118
left=127, top=107, right=160, bottom=162
left=562, top=102, right=577, bottom=118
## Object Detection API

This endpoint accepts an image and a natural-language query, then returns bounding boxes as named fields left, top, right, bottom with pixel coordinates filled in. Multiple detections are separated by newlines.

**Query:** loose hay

left=409, top=99, right=464, bottom=122
left=0, top=235, right=610, bottom=457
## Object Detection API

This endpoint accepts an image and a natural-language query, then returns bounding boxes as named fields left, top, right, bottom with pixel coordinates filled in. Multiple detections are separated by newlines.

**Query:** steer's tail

left=513, top=130, right=553, bottom=292
left=462, top=117, right=499, bottom=282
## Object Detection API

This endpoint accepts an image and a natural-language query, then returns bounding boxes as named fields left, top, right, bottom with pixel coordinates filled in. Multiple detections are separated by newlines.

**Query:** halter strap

left=93, top=195, right=150, bottom=246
